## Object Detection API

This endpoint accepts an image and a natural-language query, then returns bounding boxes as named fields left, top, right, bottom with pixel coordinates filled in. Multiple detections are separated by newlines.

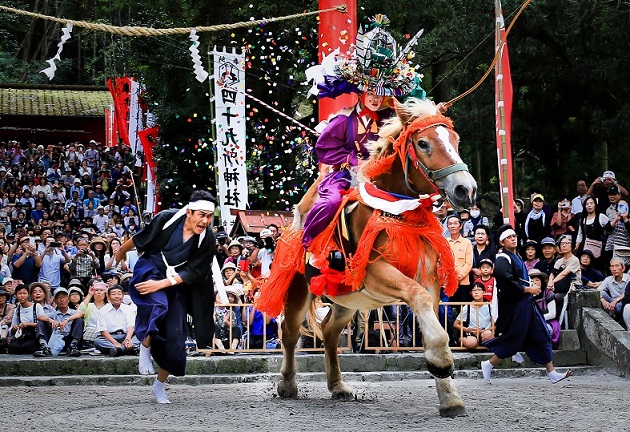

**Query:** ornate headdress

left=312, top=15, right=426, bottom=99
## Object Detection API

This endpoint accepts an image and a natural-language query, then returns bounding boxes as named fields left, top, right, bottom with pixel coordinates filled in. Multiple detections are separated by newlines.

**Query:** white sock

left=511, top=353, right=524, bottom=364
left=548, top=369, right=571, bottom=384
left=152, top=379, right=171, bottom=404
left=481, top=360, right=494, bottom=384
left=139, top=345, right=155, bottom=375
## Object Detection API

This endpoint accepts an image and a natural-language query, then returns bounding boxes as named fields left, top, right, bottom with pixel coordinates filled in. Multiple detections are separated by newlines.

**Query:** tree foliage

left=1, top=0, right=629, bottom=211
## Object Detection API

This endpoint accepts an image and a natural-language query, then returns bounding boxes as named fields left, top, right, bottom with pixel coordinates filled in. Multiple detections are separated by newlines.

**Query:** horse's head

left=365, top=98, right=477, bottom=211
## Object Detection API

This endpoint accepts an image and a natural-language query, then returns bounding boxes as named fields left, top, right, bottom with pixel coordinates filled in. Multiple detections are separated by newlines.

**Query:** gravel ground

left=4, top=372, right=628, bottom=431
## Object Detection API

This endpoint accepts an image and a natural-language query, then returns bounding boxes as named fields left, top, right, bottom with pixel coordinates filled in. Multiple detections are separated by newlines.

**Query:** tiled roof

left=0, top=87, right=111, bottom=117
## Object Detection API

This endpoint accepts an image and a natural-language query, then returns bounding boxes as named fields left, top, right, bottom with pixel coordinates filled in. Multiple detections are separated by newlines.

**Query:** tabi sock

left=139, top=344, right=155, bottom=375
left=152, top=379, right=171, bottom=404
left=481, top=360, right=494, bottom=383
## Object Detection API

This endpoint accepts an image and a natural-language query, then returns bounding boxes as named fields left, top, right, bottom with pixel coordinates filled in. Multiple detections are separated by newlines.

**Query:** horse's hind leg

left=322, top=304, right=356, bottom=401
left=277, top=274, right=310, bottom=398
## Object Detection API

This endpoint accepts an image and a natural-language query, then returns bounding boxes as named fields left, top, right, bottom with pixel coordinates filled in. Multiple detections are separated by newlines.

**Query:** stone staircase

left=0, top=331, right=595, bottom=387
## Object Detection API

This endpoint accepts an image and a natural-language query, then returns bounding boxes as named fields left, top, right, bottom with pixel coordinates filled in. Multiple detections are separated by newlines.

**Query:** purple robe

left=302, top=108, right=392, bottom=246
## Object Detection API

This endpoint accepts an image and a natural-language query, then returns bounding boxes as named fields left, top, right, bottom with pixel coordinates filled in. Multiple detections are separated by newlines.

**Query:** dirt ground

left=4, top=372, right=629, bottom=431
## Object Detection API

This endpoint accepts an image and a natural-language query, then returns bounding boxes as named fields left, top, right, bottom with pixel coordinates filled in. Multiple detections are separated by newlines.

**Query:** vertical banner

left=318, top=0, right=357, bottom=121
left=128, top=78, right=145, bottom=156
left=210, top=47, right=248, bottom=229
left=495, top=0, right=515, bottom=226
left=106, top=77, right=131, bottom=145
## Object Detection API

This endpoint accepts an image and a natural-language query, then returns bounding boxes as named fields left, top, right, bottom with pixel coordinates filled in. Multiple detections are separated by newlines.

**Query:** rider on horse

left=302, top=15, right=426, bottom=250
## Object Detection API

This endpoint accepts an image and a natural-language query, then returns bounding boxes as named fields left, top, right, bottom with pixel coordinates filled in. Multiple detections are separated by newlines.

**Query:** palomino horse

left=258, top=98, right=477, bottom=417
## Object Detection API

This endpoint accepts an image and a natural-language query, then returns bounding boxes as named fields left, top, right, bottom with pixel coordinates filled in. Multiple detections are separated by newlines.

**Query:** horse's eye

left=416, top=140, right=430, bottom=150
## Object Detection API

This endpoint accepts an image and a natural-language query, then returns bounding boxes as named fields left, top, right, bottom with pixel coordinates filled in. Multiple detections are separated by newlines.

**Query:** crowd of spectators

left=1, top=136, right=629, bottom=357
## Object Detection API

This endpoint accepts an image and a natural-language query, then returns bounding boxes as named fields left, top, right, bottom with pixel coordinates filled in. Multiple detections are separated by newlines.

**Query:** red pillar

left=318, top=0, right=357, bottom=121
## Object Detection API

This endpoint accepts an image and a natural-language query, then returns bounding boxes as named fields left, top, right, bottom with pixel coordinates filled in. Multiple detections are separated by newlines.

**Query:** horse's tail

left=255, top=227, right=306, bottom=317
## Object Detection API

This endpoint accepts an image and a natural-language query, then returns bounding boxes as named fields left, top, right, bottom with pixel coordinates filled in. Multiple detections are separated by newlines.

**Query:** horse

left=257, top=98, right=477, bottom=417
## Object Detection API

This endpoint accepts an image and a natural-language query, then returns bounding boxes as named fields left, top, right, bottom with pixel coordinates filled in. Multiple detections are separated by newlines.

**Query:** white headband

left=188, top=200, right=215, bottom=213
left=499, top=229, right=517, bottom=242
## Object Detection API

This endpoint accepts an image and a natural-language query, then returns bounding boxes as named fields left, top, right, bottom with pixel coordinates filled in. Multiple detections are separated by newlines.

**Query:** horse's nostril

left=454, top=185, right=469, bottom=200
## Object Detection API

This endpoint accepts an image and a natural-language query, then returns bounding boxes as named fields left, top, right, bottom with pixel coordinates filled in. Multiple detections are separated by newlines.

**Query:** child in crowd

left=453, top=282, right=494, bottom=349
left=529, top=269, right=561, bottom=348
left=474, top=258, right=495, bottom=303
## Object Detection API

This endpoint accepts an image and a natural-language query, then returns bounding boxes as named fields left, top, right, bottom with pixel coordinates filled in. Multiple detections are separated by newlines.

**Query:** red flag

left=106, top=77, right=132, bottom=146
left=495, top=0, right=515, bottom=227
left=138, top=126, right=159, bottom=173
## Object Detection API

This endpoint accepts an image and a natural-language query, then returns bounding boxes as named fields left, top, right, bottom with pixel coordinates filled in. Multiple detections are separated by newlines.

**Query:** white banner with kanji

left=211, top=47, right=248, bottom=228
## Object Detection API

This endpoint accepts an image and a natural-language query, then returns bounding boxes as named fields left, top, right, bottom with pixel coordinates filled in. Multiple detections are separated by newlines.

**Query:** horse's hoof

left=426, top=361, right=454, bottom=379
left=439, top=405, right=468, bottom=418
left=277, top=379, right=298, bottom=399
left=331, top=389, right=354, bottom=401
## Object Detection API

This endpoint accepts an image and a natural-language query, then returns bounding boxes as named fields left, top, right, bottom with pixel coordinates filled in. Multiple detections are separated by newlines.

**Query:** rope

left=243, top=92, right=320, bottom=136
left=0, top=4, right=346, bottom=36
left=445, top=0, right=533, bottom=106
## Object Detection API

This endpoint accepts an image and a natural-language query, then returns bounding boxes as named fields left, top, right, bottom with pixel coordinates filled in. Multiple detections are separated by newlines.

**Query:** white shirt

left=571, top=195, right=585, bottom=214
left=456, top=303, right=492, bottom=330
left=257, top=248, right=274, bottom=278
left=96, top=303, right=135, bottom=333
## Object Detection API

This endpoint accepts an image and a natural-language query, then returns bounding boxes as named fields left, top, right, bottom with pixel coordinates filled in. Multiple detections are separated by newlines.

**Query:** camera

left=80, top=249, right=88, bottom=253
left=49, top=241, right=61, bottom=248
left=560, top=202, right=570, bottom=209
left=217, top=237, right=227, bottom=246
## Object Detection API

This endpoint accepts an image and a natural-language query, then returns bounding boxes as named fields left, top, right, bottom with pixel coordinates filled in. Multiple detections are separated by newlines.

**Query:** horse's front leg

left=277, top=275, right=311, bottom=398
left=321, top=303, right=356, bottom=401
left=363, top=259, right=466, bottom=417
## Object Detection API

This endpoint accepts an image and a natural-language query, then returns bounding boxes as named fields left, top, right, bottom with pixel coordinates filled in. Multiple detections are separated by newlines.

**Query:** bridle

left=393, top=114, right=469, bottom=196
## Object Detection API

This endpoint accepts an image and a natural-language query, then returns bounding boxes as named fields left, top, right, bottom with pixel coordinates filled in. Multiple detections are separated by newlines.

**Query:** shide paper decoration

left=41, top=23, right=73, bottom=80
left=189, top=29, right=209, bottom=83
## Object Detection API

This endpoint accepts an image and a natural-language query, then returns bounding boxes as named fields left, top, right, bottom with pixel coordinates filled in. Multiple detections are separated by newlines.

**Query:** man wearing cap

left=587, top=171, right=629, bottom=214
left=534, top=237, right=558, bottom=276
left=47, top=183, right=66, bottom=204
left=60, top=167, right=75, bottom=190
left=600, top=258, right=629, bottom=322
left=93, top=206, right=108, bottom=233
left=481, top=225, right=572, bottom=384
left=570, top=180, right=588, bottom=215
left=33, top=287, right=84, bottom=357
left=82, top=189, right=101, bottom=210
left=115, top=190, right=216, bottom=403
left=69, top=180, right=84, bottom=200
left=523, top=194, right=550, bottom=244
left=8, top=237, right=40, bottom=285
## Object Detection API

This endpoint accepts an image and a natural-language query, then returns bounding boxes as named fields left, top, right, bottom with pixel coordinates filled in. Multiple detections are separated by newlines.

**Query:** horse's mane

left=360, top=98, right=439, bottom=181
left=366, top=98, right=440, bottom=158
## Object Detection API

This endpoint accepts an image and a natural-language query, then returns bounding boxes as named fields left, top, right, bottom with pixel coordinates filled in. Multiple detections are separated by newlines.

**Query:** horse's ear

left=393, top=98, right=411, bottom=126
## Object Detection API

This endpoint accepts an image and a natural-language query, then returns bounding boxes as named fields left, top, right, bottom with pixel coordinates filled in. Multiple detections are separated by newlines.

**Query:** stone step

left=0, top=350, right=588, bottom=377
left=0, top=365, right=600, bottom=387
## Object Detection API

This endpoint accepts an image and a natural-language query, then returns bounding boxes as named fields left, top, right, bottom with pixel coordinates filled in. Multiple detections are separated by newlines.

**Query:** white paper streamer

left=188, top=29, right=208, bottom=83
left=212, top=256, right=229, bottom=305
left=41, top=23, right=73, bottom=80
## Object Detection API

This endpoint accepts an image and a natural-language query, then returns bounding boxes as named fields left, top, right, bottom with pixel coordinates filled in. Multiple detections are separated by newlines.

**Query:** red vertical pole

left=318, top=0, right=357, bottom=121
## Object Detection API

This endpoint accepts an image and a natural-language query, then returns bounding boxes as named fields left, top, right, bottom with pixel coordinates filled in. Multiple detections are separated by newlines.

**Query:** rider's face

left=362, top=92, right=384, bottom=112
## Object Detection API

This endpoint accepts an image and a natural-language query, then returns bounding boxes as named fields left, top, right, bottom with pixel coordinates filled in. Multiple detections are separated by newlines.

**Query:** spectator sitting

left=453, top=282, right=493, bottom=349
left=221, top=262, right=240, bottom=286
left=94, top=284, right=140, bottom=357
left=67, top=286, right=84, bottom=310
left=224, top=240, right=244, bottom=266
left=69, top=179, right=84, bottom=200
left=9, top=284, right=41, bottom=354
left=33, top=287, right=84, bottom=357
left=120, top=197, right=137, bottom=216
left=534, top=237, right=557, bottom=276
left=213, top=286, right=244, bottom=353
left=78, top=280, right=108, bottom=347
left=93, top=206, right=108, bottom=233
left=93, top=185, right=107, bottom=202
left=604, top=196, right=630, bottom=267
left=574, top=196, right=608, bottom=272
left=243, top=289, right=277, bottom=349
left=529, top=269, right=561, bottom=348
left=105, top=238, right=127, bottom=273
left=547, top=234, right=581, bottom=318
left=0, top=288, right=15, bottom=352
left=600, top=258, right=629, bottom=323
left=578, top=250, right=605, bottom=289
